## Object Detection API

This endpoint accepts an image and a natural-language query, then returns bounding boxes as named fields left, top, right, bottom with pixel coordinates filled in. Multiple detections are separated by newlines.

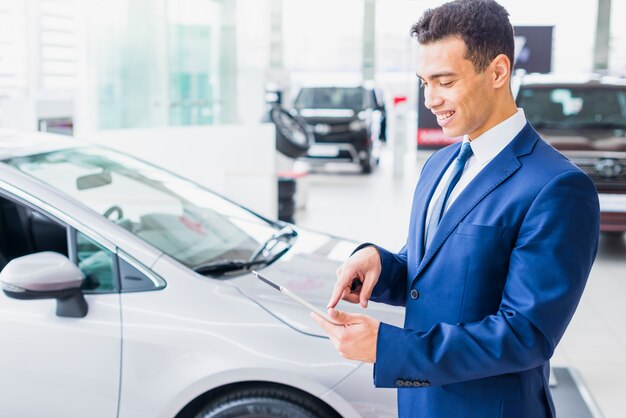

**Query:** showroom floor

left=294, top=145, right=626, bottom=418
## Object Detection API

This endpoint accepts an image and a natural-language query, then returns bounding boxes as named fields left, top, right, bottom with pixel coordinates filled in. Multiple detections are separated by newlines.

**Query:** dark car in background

left=292, top=84, right=386, bottom=173
left=515, top=74, right=626, bottom=233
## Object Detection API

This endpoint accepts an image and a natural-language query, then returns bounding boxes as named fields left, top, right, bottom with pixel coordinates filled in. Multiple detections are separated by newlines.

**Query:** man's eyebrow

left=416, top=71, right=458, bottom=80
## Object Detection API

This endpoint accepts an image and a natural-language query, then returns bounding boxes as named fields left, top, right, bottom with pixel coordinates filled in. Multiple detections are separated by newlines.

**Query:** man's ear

left=491, top=54, right=511, bottom=88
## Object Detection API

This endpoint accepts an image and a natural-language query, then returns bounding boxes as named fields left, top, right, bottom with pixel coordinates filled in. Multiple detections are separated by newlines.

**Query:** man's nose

left=423, top=87, right=443, bottom=110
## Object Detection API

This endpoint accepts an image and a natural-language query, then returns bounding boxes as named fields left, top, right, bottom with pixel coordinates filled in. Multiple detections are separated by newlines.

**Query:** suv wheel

left=360, top=149, right=379, bottom=174
left=194, top=386, right=337, bottom=418
left=360, top=157, right=373, bottom=174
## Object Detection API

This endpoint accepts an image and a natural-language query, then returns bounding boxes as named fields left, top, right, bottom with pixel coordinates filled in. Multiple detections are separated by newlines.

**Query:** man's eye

left=440, top=81, right=453, bottom=87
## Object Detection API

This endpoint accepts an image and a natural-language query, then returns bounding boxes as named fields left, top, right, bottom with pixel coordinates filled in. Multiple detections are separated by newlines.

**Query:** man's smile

left=435, top=111, right=455, bottom=121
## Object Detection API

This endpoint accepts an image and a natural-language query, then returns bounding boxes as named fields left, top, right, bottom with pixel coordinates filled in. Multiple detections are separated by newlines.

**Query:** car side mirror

left=0, top=252, right=88, bottom=318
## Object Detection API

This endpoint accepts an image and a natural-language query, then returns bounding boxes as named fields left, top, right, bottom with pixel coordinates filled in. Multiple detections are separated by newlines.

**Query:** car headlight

left=349, top=119, right=368, bottom=131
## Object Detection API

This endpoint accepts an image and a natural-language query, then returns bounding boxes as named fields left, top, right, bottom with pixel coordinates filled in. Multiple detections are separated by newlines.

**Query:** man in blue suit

left=311, top=0, right=600, bottom=416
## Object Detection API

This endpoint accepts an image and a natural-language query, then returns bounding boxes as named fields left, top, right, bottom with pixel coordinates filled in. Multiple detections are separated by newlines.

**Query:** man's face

left=417, top=37, right=496, bottom=140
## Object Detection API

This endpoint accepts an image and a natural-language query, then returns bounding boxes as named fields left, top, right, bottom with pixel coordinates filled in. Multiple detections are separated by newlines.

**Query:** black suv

left=292, top=85, right=386, bottom=173
left=515, top=74, right=626, bottom=233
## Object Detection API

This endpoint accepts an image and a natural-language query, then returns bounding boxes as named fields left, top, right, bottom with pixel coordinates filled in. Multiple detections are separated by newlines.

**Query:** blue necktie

left=424, top=141, right=474, bottom=249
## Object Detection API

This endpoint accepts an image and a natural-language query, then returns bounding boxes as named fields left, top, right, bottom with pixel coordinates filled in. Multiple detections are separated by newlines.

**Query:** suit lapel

left=414, top=145, right=460, bottom=263
left=413, top=123, right=539, bottom=284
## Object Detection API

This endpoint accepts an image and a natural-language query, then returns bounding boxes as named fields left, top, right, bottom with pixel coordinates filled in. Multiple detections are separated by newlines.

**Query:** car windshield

left=517, top=85, right=626, bottom=129
left=4, top=147, right=282, bottom=269
left=295, top=87, right=366, bottom=109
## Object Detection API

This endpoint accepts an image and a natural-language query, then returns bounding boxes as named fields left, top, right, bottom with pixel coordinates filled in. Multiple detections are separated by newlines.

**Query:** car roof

left=298, top=85, right=368, bottom=90
left=518, top=73, right=626, bottom=87
left=294, top=79, right=377, bottom=90
left=0, top=129, right=83, bottom=160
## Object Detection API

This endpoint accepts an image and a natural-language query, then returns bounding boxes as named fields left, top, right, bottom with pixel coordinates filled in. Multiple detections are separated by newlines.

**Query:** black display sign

left=513, top=26, right=554, bottom=74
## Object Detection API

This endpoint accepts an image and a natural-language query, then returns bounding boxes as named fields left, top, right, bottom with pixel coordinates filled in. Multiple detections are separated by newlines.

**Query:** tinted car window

left=517, top=86, right=626, bottom=128
left=0, top=195, right=68, bottom=267
left=295, top=87, right=366, bottom=109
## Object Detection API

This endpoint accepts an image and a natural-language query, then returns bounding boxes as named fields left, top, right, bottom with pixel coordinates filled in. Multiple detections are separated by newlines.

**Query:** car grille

left=313, top=130, right=360, bottom=144
left=571, top=158, right=626, bottom=192
left=303, top=117, right=364, bottom=144
left=323, top=122, right=352, bottom=134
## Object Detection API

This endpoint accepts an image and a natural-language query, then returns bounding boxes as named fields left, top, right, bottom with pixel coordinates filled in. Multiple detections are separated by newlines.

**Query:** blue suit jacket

left=367, top=123, right=599, bottom=418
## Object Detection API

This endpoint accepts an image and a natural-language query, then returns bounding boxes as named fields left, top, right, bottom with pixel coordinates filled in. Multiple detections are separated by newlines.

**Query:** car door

left=0, top=193, right=121, bottom=418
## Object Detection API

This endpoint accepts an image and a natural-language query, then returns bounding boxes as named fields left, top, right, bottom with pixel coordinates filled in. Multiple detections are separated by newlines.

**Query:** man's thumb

left=328, top=308, right=359, bottom=325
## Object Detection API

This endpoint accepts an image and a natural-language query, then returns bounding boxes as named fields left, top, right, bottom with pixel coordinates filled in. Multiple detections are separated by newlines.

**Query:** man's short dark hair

left=410, top=0, right=514, bottom=73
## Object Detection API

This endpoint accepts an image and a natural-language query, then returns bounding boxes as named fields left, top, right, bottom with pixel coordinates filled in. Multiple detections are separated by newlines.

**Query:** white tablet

left=252, top=270, right=342, bottom=325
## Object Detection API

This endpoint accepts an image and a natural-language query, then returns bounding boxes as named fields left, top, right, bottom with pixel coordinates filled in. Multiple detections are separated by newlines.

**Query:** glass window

left=295, top=87, right=366, bottom=109
left=5, top=147, right=279, bottom=270
left=518, top=86, right=626, bottom=128
left=0, top=194, right=68, bottom=268
left=76, top=231, right=117, bottom=293
left=119, top=254, right=166, bottom=292
left=81, top=0, right=222, bottom=129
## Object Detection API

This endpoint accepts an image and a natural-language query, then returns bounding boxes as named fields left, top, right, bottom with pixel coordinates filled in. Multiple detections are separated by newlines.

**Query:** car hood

left=295, top=108, right=360, bottom=124
left=229, top=227, right=404, bottom=337
left=539, top=128, right=626, bottom=153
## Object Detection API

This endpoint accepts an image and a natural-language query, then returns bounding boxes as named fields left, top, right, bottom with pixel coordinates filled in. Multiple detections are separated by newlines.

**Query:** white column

left=362, top=0, right=376, bottom=81
left=219, top=0, right=238, bottom=123
left=392, top=97, right=407, bottom=179
left=593, top=0, right=611, bottom=71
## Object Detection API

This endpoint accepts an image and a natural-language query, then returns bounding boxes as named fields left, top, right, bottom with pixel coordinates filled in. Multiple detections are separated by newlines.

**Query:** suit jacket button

left=410, top=289, right=419, bottom=299
left=422, top=380, right=430, bottom=387
left=396, top=379, right=404, bottom=387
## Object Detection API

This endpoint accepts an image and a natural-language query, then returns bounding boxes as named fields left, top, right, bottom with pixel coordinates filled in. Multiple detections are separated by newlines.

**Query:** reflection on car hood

left=539, top=128, right=626, bottom=152
left=298, top=108, right=356, bottom=118
left=230, top=227, right=404, bottom=337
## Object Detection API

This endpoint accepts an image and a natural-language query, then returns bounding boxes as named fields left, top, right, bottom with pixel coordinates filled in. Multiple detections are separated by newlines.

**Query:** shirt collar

left=463, top=108, right=526, bottom=165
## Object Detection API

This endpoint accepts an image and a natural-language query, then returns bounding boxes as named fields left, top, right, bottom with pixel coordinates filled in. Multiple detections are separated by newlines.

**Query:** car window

left=4, top=147, right=278, bottom=270
left=517, top=86, right=626, bottom=128
left=0, top=194, right=68, bottom=270
left=76, top=231, right=117, bottom=293
left=295, top=87, right=366, bottom=109
left=118, top=252, right=166, bottom=292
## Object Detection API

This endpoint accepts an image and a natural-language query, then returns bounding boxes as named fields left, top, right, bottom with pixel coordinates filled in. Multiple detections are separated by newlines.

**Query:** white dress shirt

left=424, top=108, right=527, bottom=228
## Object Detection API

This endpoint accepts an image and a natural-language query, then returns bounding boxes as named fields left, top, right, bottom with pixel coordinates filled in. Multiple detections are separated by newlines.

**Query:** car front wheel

left=360, top=157, right=373, bottom=174
left=360, top=150, right=379, bottom=174
left=194, top=386, right=337, bottom=418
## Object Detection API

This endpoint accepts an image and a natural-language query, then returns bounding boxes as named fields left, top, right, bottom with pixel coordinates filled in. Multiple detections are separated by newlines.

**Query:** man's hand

left=310, top=308, right=380, bottom=363
left=328, top=246, right=381, bottom=309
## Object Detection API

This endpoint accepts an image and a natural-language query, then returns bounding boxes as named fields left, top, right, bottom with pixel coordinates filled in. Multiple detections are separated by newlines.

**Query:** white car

left=0, top=130, right=401, bottom=418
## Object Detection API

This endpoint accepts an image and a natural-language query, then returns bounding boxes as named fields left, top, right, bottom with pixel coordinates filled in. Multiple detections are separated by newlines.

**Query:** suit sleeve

left=351, top=243, right=408, bottom=307
left=373, top=169, right=600, bottom=387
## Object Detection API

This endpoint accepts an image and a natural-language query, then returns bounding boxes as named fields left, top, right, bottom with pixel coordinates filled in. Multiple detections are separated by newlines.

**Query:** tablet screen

left=252, top=270, right=342, bottom=325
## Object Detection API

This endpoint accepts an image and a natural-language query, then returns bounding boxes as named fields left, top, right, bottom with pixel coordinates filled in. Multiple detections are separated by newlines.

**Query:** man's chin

left=441, top=127, right=462, bottom=139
